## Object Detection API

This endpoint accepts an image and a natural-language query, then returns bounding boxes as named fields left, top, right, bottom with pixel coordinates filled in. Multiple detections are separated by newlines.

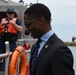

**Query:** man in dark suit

left=24, top=3, right=75, bottom=75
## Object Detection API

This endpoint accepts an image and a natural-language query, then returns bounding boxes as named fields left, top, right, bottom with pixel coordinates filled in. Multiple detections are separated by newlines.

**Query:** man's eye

left=24, top=22, right=27, bottom=25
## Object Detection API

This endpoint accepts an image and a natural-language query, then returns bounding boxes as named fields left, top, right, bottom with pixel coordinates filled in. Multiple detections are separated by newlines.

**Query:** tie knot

left=36, top=38, right=42, bottom=45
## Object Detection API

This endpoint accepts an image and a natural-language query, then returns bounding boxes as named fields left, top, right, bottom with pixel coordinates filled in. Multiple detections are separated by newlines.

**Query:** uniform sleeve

left=16, top=19, right=22, bottom=26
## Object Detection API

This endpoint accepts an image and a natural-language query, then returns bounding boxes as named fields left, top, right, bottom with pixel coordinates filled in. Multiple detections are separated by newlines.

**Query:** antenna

left=37, top=0, right=38, bottom=3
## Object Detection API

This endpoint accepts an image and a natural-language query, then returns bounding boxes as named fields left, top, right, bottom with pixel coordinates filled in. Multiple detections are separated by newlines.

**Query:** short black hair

left=24, top=3, right=51, bottom=23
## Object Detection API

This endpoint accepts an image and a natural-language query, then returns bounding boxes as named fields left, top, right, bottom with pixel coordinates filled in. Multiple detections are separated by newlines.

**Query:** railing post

left=5, top=41, right=10, bottom=75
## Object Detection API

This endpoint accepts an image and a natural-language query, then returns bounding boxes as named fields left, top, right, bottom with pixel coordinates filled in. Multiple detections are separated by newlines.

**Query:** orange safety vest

left=0, top=18, right=18, bottom=34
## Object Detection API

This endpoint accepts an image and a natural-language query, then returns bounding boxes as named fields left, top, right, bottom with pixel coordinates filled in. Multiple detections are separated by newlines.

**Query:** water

left=69, top=46, right=76, bottom=75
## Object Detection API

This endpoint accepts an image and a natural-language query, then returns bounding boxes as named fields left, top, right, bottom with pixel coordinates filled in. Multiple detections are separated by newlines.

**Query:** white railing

left=0, top=41, right=31, bottom=75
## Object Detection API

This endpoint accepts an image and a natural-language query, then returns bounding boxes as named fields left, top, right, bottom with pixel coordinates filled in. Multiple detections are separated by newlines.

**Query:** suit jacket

left=30, top=34, right=75, bottom=75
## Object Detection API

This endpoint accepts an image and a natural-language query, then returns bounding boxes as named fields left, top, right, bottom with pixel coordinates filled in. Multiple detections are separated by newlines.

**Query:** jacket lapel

left=32, top=33, right=57, bottom=74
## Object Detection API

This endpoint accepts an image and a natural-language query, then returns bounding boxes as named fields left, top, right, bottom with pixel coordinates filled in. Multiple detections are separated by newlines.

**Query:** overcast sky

left=11, top=0, right=76, bottom=42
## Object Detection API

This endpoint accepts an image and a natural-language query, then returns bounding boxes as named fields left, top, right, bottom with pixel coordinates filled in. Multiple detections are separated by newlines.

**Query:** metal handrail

left=0, top=50, right=31, bottom=58
left=0, top=52, right=12, bottom=58
left=0, top=41, right=31, bottom=75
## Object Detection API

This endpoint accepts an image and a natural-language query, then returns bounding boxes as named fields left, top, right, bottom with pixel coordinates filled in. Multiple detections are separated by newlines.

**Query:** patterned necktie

left=31, top=38, right=41, bottom=72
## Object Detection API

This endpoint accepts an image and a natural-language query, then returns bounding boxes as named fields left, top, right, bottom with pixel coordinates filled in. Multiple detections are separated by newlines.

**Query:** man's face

left=7, top=12, right=15, bottom=19
left=24, top=14, right=43, bottom=39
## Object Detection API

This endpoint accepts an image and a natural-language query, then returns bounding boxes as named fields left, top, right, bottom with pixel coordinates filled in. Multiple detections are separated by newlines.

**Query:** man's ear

left=39, top=17, right=45, bottom=24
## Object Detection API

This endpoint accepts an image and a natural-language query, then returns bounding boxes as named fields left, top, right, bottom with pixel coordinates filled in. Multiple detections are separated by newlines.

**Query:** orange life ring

left=26, top=61, right=30, bottom=75
left=9, top=46, right=27, bottom=75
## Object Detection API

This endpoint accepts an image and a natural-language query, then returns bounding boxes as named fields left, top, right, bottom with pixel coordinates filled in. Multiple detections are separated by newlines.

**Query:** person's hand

left=1, top=20, right=8, bottom=25
left=9, top=20, right=15, bottom=25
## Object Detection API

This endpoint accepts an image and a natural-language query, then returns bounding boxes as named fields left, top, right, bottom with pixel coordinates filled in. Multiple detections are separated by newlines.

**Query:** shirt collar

left=40, top=29, right=54, bottom=42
